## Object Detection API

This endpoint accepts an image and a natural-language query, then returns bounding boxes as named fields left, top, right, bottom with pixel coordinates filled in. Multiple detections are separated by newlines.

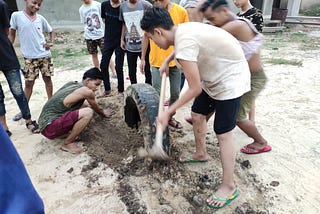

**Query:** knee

left=83, top=107, right=94, bottom=119
left=191, top=111, right=206, bottom=122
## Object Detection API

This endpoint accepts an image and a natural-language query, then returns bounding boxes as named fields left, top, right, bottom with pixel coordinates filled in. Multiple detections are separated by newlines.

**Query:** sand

left=2, top=25, right=320, bottom=213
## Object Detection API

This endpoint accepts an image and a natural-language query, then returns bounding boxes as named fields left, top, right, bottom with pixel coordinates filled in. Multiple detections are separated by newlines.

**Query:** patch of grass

left=266, top=58, right=303, bottom=66
left=300, top=5, right=320, bottom=16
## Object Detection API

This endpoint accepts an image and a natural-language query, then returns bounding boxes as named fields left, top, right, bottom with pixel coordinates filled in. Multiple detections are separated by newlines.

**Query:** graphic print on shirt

left=85, top=9, right=101, bottom=33
left=123, top=10, right=144, bottom=47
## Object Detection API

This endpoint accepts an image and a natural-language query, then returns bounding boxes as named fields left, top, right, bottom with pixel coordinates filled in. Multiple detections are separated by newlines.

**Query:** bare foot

left=61, top=143, right=82, bottom=154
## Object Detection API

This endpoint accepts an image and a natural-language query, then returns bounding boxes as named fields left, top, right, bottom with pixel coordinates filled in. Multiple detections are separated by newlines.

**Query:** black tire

left=124, top=83, right=170, bottom=155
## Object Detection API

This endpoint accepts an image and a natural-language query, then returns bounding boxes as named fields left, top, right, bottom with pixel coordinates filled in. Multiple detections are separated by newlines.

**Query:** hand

left=140, top=59, right=145, bottom=74
left=44, top=42, right=53, bottom=50
left=120, top=40, right=126, bottom=50
left=159, top=60, right=169, bottom=76
left=103, top=108, right=114, bottom=118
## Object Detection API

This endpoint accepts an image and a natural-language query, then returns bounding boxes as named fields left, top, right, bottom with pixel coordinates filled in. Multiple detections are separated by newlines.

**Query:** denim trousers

left=0, top=68, right=31, bottom=119
left=151, top=66, right=181, bottom=105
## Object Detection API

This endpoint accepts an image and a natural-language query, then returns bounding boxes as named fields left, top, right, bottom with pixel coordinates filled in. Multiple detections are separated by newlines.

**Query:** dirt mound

left=77, top=84, right=275, bottom=213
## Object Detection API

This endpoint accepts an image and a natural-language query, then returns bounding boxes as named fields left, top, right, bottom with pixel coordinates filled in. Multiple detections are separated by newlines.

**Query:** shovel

left=148, top=72, right=169, bottom=160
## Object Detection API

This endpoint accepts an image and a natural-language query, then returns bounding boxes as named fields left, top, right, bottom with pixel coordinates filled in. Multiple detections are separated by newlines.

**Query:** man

left=38, top=68, right=113, bottom=154
left=140, top=0, right=189, bottom=129
left=141, top=7, right=250, bottom=209
left=0, top=0, right=40, bottom=135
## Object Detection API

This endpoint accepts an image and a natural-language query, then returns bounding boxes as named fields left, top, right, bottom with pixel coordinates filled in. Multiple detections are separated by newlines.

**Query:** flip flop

left=178, top=153, right=208, bottom=164
left=207, top=189, right=239, bottom=209
left=240, top=144, right=272, bottom=154
left=184, top=116, right=193, bottom=125
left=12, top=112, right=22, bottom=121
left=61, top=143, right=82, bottom=154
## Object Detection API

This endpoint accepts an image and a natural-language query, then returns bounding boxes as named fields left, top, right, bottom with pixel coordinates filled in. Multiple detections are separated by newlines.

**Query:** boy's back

left=174, top=22, right=250, bottom=100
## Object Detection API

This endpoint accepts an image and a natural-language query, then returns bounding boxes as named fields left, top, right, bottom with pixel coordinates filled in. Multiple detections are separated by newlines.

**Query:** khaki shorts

left=237, top=69, right=267, bottom=121
left=23, top=56, right=54, bottom=81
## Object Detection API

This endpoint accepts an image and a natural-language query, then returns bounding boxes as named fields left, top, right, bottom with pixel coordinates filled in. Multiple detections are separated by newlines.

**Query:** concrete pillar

left=287, top=0, right=301, bottom=16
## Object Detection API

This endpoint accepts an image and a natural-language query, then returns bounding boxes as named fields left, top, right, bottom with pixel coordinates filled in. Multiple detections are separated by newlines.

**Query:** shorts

left=86, top=38, right=104, bottom=54
left=192, top=90, right=242, bottom=135
left=237, top=69, right=267, bottom=121
left=41, top=110, right=79, bottom=140
left=23, top=56, right=54, bottom=81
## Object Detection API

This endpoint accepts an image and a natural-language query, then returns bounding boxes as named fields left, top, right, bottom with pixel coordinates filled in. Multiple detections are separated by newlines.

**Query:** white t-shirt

left=10, top=11, right=52, bottom=59
left=79, top=1, right=104, bottom=40
left=174, top=22, right=250, bottom=100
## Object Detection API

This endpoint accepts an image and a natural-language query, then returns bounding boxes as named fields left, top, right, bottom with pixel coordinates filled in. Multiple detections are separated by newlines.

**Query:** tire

left=124, top=83, right=170, bottom=155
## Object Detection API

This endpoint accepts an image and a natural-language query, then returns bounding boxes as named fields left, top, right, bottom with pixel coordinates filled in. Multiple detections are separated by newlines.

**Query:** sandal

left=6, top=130, right=12, bottom=137
left=168, top=117, right=183, bottom=129
left=26, top=120, right=40, bottom=134
left=12, top=112, right=22, bottom=121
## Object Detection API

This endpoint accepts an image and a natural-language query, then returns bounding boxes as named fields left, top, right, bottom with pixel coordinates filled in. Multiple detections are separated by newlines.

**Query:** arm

left=44, top=31, right=54, bottom=50
left=158, top=59, right=202, bottom=129
left=120, top=23, right=126, bottom=50
left=139, top=33, right=150, bottom=74
left=8, top=28, right=16, bottom=44
left=159, top=51, right=175, bottom=76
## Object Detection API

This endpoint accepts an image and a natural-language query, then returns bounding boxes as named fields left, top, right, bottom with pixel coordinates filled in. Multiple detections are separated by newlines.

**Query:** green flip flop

left=178, top=153, right=208, bottom=164
left=206, top=189, right=239, bottom=209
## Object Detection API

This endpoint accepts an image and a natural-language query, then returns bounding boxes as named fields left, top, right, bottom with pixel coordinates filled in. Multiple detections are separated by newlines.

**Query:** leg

left=100, top=44, right=114, bottom=92
left=62, top=107, right=94, bottom=153
left=168, top=66, right=181, bottom=104
left=179, top=111, right=208, bottom=162
left=24, top=80, right=35, bottom=102
left=109, top=58, right=117, bottom=77
left=248, top=102, right=255, bottom=122
left=126, top=51, right=138, bottom=84
left=114, top=45, right=125, bottom=92
left=207, top=131, right=237, bottom=207
left=144, top=45, right=152, bottom=85
left=151, top=66, right=161, bottom=95
left=42, top=76, right=53, bottom=100
left=206, top=97, right=241, bottom=208
left=92, top=53, right=100, bottom=68
left=237, top=119, right=268, bottom=152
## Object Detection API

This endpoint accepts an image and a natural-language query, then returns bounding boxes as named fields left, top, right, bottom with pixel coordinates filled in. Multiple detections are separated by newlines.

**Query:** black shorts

left=191, top=90, right=242, bottom=134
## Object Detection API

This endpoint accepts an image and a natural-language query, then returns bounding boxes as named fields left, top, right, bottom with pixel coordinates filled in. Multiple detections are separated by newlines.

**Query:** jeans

left=126, top=47, right=151, bottom=85
left=151, top=66, right=181, bottom=105
left=100, top=43, right=125, bottom=93
left=0, top=68, right=31, bottom=119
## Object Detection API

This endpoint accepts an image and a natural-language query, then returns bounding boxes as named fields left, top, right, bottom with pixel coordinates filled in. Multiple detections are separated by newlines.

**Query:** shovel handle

left=155, top=72, right=167, bottom=147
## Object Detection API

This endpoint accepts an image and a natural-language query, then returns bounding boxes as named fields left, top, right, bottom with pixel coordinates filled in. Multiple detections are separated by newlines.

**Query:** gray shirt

left=119, top=0, right=151, bottom=52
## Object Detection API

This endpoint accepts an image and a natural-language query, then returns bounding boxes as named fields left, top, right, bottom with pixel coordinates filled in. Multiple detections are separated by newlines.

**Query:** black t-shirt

left=0, top=0, right=20, bottom=71
left=101, top=0, right=123, bottom=47
left=237, top=7, right=264, bottom=33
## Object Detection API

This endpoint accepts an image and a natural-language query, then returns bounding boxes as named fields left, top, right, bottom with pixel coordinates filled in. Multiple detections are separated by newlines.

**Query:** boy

left=233, top=0, right=263, bottom=32
left=38, top=68, right=113, bottom=154
left=200, top=0, right=270, bottom=155
left=0, top=0, right=40, bottom=135
left=79, top=0, right=117, bottom=77
left=119, top=0, right=152, bottom=85
left=100, top=0, right=125, bottom=96
left=140, top=0, right=189, bottom=129
left=9, top=0, right=54, bottom=121
left=141, top=6, right=250, bottom=209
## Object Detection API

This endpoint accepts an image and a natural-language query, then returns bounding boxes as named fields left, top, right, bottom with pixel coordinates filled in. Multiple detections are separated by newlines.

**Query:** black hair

left=200, top=0, right=228, bottom=12
left=82, top=67, right=103, bottom=80
left=141, top=6, right=174, bottom=34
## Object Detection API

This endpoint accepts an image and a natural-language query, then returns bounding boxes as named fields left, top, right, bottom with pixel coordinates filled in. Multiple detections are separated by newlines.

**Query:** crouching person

left=38, top=68, right=113, bottom=154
